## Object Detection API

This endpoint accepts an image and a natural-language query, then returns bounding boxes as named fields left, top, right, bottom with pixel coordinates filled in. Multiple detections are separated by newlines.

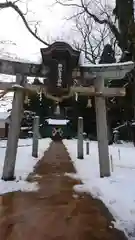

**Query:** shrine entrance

left=0, top=41, right=133, bottom=180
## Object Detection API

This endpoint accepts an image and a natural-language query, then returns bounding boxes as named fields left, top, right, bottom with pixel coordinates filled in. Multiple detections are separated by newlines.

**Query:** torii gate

left=0, top=41, right=133, bottom=180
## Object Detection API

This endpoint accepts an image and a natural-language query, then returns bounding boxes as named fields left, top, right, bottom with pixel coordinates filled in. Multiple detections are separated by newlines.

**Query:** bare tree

left=0, top=0, right=120, bottom=63
left=52, top=0, right=124, bottom=63
left=72, top=13, right=114, bottom=63
left=54, top=0, right=126, bottom=53
left=0, top=0, right=49, bottom=46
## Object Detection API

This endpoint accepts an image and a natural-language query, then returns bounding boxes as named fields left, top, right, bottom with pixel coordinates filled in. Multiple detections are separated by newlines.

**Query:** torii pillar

left=88, top=62, right=134, bottom=177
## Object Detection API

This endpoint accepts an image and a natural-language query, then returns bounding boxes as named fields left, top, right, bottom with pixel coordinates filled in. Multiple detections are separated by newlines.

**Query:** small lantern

left=87, top=98, right=92, bottom=108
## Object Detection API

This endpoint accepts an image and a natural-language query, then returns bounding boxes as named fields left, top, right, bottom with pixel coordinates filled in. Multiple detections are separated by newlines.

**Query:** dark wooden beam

left=0, top=82, right=126, bottom=97
left=0, top=59, right=49, bottom=77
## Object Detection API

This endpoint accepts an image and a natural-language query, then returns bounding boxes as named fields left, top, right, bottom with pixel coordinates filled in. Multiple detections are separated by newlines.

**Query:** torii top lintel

left=0, top=41, right=133, bottom=83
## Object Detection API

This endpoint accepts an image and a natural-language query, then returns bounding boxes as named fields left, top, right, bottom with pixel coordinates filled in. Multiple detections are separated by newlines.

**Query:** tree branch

left=56, top=0, right=123, bottom=50
left=80, top=0, right=122, bottom=48
left=55, top=0, right=81, bottom=8
left=0, top=1, right=50, bottom=46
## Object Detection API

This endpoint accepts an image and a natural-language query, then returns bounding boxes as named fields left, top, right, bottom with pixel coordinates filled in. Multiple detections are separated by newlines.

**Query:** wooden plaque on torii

left=40, top=41, right=80, bottom=95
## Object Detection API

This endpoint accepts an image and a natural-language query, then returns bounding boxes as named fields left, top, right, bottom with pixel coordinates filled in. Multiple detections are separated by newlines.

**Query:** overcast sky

left=0, top=0, right=115, bottom=61
left=0, top=1, right=71, bottom=45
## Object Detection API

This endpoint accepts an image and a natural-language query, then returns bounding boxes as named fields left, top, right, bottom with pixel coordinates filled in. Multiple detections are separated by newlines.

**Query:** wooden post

left=94, top=76, right=110, bottom=177
left=2, top=74, right=25, bottom=181
left=110, top=155, right=114, bottom=172
left=77, top=117, right=84, bottom=159
left=86, top=141, right=89, bottom=155
left=32, top=116, right=39, bottom=158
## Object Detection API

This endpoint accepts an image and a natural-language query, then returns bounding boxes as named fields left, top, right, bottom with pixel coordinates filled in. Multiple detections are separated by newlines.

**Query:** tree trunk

left=114, top=0, right=134, bottom=51
left=114, top=0, right=135, bottom=125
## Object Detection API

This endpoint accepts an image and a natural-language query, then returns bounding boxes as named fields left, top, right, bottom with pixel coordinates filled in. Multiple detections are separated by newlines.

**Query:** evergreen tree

left=99, top=44, right=116, bottom=64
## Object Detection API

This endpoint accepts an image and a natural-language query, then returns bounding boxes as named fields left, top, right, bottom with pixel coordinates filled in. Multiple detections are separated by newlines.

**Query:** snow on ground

left=0, top=138, right=51, bottom=195
left=63, top=139, right=135, bottom=240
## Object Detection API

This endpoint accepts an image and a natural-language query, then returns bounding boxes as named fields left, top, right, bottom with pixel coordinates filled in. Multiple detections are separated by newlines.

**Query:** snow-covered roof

left=0, top=42, right=42, bottom=64
left=0, top=54, right=42, bottom=64
left=113, top=130, right=119, bottom=133
left=0, top=112, right=10, bottom=120
left=46, top=118, right=69, bottom=125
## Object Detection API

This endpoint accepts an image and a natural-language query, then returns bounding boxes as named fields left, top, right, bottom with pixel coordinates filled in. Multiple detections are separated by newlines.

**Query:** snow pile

left=0, top=40, right=42, bottom=64
left=63, top=139, right=135, bottom=240
left=0, top=138, right=51, bottom=194
left=0, top=92, right=13, bottom=112
left=0, top=112, right=10, bottom=120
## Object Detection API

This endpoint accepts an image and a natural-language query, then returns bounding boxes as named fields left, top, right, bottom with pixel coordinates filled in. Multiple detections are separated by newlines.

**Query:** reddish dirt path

left=0, top=141, right=127, bottom=240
